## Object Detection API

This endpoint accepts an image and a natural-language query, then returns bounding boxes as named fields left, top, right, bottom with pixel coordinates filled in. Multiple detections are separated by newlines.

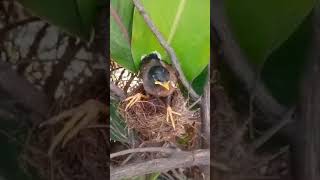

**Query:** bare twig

left=212, top=0, right=287, bottom=119
left=201, top=76, right=210, bottom=147
left=212, top=160, right=231, bottom=172
left=18, top=23, right=50, bottom=74
left=110, top=147, right=175, bottom=159
left=123, top=73, right=135, bottom=93
left=251, top=108, right=295, bottom=150
left=111, top=149, right=209, bottom=180
left=132, top=0, right=199, bottom=101
left=44, top=37, right=83, bottom=101
left=246, top=145, right=289, bottom=173
left=200, top=75, right=210, bottom=179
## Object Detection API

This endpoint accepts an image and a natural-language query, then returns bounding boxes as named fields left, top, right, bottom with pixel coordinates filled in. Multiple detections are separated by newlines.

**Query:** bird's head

left=150, top=66, right=172, bottom=90
left=140, top=51, right=162, bottom=67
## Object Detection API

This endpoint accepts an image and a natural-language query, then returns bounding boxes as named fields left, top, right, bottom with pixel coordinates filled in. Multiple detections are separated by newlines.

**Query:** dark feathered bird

left=124, top=52, right=180, bottom=129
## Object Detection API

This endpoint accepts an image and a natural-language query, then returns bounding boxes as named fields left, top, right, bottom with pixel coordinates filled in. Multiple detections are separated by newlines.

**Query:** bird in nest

left=124, top=52, right=181, bottom=129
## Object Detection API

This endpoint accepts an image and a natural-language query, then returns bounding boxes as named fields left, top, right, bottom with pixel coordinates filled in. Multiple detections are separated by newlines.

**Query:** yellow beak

left=155, top=81, right=170, bottom=90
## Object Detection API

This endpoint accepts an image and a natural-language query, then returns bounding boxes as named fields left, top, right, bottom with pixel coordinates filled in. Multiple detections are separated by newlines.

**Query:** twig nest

left=118, top=88, right=200, bottom=143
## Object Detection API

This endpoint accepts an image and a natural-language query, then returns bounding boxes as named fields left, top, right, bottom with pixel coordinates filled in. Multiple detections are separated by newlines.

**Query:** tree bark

left=293, top=5, right=320, bottom=180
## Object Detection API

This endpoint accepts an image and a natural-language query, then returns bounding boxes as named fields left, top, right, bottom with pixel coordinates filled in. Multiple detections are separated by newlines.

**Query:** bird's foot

left=166, top=106, right=181, bottom=130
left=124, top=93, right=148, bottom=110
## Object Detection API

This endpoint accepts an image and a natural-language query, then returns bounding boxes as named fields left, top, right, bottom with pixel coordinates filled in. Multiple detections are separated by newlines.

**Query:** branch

left=110, top=147, right=175, bottom=159
left=43, top=37, right=82, bottom=101
left=200, top=74, right=210, bottom=179
left=292, top=5, right=320, bottom=180
left=111, top=149, right=209, bottom=180
left=251, top=108, right=295, bottom=150
left=212, top=0, right=286, bottom=119
left=201, top=74, right=210, bottom=148
left=132, top=0, right=199, bottom=101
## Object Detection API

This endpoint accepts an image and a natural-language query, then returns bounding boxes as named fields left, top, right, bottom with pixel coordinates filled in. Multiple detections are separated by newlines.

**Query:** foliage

left=225, top=0, right=316, bottom=106
left=261, top=16, right=312, bottom=105
left=131, top=0, right=210, bottom=82
left=16, top=0, right=99, bottom=40
left=110, top=0, right=209, bottom=93
left=110, top=0, right=137, bottom=72
left=225, top=0, right=316, bottom=65
left=110, top=101, right=128, bottom=143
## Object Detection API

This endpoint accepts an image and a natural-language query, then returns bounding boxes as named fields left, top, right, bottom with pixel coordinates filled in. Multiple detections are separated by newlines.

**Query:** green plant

left=110, top=0, right=210, bottom=87
left=17, top=0, right=100, bottom=40
left=225, top=0, right=316, bottom=105
left=110, top=0, right=210, bottom=143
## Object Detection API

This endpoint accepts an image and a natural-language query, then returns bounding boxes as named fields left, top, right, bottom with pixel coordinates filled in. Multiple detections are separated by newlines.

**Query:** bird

left=124, top=52, right=181, bottom=129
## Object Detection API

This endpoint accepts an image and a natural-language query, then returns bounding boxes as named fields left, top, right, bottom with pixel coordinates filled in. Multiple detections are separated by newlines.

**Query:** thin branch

left=132, top=0, right=199, bottom=101
left=212, top=0, right=286, bottom=119
left=43, top=38, right=82, bottom=101
left=251, top=108, right=294, bottom=150
left=201, top=72, right=210, bottom=148
left=110, top=147, right=175, bottom=159
left=200, top=73, right=210, bottom=179
left=123, top=73, right=135, bottom=93
left=111, top=149, right=209, bottom=180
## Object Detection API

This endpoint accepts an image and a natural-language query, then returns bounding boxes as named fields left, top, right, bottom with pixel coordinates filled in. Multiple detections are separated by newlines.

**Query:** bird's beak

left=155, top=81, right=170, bottom=90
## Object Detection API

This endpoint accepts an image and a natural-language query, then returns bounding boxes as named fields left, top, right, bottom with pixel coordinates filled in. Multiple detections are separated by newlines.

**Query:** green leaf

left=225, top=0, right=316, bottom=65
left=131, top=0, right=210, bottom=82
left=17, top=0, right=98, bottom=40
left=123, top=172, right=161, bottom=180
left=110, top=101, right=128, bottom=143
left=111, top=0, right=134, bottom=37
left=110, top=0, right=137, bottom=72
left=261, top=15, right=312, bottom=106
left=147, top=172, right=161, bottom=180
left=192, top=66, right=208, bottom=95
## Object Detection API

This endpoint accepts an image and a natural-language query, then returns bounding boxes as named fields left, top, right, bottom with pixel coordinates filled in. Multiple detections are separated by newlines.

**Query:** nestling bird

left=124, top=52, right=181, bottom=129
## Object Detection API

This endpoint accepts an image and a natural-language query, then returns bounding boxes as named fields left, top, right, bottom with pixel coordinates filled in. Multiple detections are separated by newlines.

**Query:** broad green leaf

left=261, top=15, right=312, bottom=106
left=77, top=0, right=98, bottom=36
left=17, top=0, right=98, bottom=40
left=131, top=0, right=210, bottom=82
left=110, top=0, right=137, bottom=72
left=111, top=0, right=134, bottom=37
left=225, top=0, right=316, bottom=65
left=192, top=66, right=208, bottom=95
left=110, top=101, right=128, bottom=143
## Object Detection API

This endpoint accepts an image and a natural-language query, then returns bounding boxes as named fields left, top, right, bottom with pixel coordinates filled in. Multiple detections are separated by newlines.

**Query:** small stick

left=111, top=149, right=209, bottom=180
left=110, top=147, right=175, bottom=159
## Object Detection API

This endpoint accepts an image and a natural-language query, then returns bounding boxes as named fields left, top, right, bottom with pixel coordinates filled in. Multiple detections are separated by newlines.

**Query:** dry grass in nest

left=118, top=88, right=200, bottom=143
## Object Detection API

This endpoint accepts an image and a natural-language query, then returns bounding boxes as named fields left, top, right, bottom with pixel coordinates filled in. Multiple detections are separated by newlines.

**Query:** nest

left=119, top=87, right=200, bottom=143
